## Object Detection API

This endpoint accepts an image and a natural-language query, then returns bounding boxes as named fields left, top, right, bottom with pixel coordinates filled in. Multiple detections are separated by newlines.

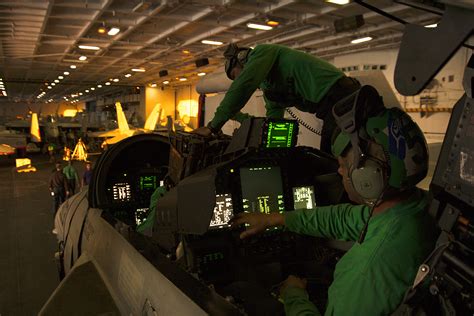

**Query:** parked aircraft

left=88, top=102, right=163, bottom=147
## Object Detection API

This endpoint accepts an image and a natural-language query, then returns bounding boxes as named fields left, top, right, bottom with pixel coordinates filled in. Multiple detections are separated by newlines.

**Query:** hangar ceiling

left=0, top=0, right=440, bottom=104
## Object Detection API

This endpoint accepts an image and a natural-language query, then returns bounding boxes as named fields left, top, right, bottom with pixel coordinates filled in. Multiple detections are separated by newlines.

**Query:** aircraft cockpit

left=89, top=134, right=170, bottom=226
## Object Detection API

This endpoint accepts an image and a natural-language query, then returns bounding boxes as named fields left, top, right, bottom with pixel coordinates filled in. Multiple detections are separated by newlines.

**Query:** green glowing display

left=265, top=121, right=295, bottom=148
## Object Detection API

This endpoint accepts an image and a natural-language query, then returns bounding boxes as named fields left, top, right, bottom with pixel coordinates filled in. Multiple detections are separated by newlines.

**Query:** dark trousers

left=66, top=179, right=76, bottom=195
left=317, top=76, right=361, bottom=153
left=52, top=187, right=66, bottom=215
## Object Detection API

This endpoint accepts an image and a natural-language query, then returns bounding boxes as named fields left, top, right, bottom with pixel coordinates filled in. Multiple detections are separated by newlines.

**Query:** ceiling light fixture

left=124, top=73, right=132, bottom=77
left=98, top=26, right=107, bottom=34
left=197, top=72, right=206, bottom=76
left=91, top=87, right=95, bottom=90
left=63, top=71, right=70, bottom=75
left=78, top=45, right=100, bottom=50
left=182, top=50, right=191, bottom=54
left=79, top=92, right=83, bottom=95
left=247, top=23, right=273, bottom=31
left=131, top=68, right=146, bottom=72
left=54, top=79, right=59, bottom=83
left=201, top=40, right=223, bottom=45
left=163, top=80, right=169, bottom=85
left=425, top=23, right=438, bottom=28
left=70, top=65, right=77, bottom=69
left=58, top=76, right=64, bottom=79
left=113, top=78, right=119, bottom=82
left=105, top=82, right=111, bottom=85
left=48, top=86, right=52, bottom=89
left=325, top=0, right=351, bottom=5
left=179, top=78, right=187, bottom=81
left=79, top=56, right=87, bottom=61
left=351, top=36, right=373, bottom=44
left=51, top=83, right=56, bottom=86
left=150, top=83, right=157, bottom=87
left=85, top=89, right=89, bottom=92
left=97, top=84, right=102, bottom=88
left=108, top=27, right=120, bottom=36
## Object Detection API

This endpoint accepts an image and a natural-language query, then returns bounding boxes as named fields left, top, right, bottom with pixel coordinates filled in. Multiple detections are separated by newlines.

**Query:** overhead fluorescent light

left=85, top=90, right=89, bottom=93
left=197, top=72, right=206, bottom=76
left=201, top=40, right=223, bottom=45
left=70, top=65, right=77, bottom=69
left=47, top=86, right=52, bottom=89
left=150, top=83, right=157, bottom=87
left=325, top=0, right=350, bottom=4
left=79, top=56, right=87, bottom=61
left=425, top=23, right=438, bottom=28
left=78, top=45, right=100, bottom=50
left=179, top=78, right=187, bottom=81
left=351, top=36, right=372, bottom=44
left=58, top=76, right=64, bottom=79
left=51, top=83, right=56, bottom=86
left=79, top=92, right=83, bottom=95
left=132, top=68, right=146, bottom=72
left=105, top=82, right=111, bottom=85
left=97, top=84, right=102, bottom=88
left=54, top=79, right=59, bottom=83
left=124, top=73, right=132, bottom=77
left=63, top=71, right=70, bottom=75
left=98, top=26, right=107, bottom=34
left=108, top=27, right=120, bottom=36
left=163, top=80, right=169, bottom=84
left=91, top=87, right=95, bottom=90
left=266, top=20, right=279, bottom=26
left=113, top=78, right=119, bottom=82
left=247, top=23, right=273, bottom=31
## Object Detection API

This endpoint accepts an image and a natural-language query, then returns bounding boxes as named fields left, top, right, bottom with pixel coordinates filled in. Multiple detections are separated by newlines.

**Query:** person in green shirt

left=62, top=160, right=79, bottom=196
left=193, top=43, right=361, bottom=153
left=231, top=104, right=437, bottom=315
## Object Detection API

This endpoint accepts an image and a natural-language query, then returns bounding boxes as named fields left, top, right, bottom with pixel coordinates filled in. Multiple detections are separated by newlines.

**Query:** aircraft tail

left=116, top=102, right=130, bottom=133
left=30, top=113, right=41, bottom=142
left=143, top=103, right=162, bottom=131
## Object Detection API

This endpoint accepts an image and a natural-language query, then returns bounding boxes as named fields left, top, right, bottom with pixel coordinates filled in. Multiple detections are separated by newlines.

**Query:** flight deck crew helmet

left=331, top=85, right=428, bottom=202
left=224, top=43, right=252, bottom=80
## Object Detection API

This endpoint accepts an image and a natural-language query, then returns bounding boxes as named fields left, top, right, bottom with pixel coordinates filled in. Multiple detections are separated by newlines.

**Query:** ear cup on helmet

left=236, top=49, right=250, bottom=65
left=350, top=158, right=386, bottom=200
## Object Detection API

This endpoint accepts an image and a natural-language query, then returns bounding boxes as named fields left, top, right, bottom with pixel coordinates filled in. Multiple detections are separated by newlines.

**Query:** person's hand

left=192, top=126, right=213, bottom=137
left=230, top=212, right=284, bottom=239
left=279, top=275, right=308, bottom=297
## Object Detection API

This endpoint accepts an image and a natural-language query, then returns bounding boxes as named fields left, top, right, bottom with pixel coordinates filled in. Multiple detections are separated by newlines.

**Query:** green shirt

left=283, top=190, right=437, bottom=316
left=63, top=165, right=78, bottom=181
left=210, top=44, right=344, bottom=130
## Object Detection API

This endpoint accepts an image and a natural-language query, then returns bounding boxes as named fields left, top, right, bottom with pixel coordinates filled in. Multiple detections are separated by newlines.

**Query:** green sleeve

left=209, top=46, right=279, bottom=130
left=231, top=111, right=253, bottom=123
left=264, top=94, right=285, bottom=119
left=285, top=204, right=369, bottom=241
left=282, top=287, right=321, bottom=316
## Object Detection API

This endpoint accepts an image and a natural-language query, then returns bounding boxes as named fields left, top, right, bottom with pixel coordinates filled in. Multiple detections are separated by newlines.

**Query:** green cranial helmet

left=332, top=107, right=429, bottom=190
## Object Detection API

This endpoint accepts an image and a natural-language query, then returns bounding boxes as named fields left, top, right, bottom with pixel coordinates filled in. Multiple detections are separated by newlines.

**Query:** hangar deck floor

left=0, top=155, right=88, bottom=315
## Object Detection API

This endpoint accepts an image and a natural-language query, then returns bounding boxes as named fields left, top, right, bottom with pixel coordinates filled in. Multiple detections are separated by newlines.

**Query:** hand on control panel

left=279, top=275, right=308, bottom=297
left=230, top=212, right=285, bottom=239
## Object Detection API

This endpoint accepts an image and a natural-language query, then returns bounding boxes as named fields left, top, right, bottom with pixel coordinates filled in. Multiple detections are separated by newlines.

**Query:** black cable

left=286, top=108, right=322, bottom=136
left=357, top=189, right=385, bottom=244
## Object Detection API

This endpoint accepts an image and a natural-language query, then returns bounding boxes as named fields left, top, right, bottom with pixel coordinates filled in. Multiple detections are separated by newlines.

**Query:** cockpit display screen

left=240, top=166, right=285, bottom=214
left=112, top=182, right=132, bottom=201
left=293, top=186, right=316, bottom=209
left=209, top=194, right=233, bottom=229
left=139, top=175, right=158, bottom=191
left=265, top=121, right=296, bottom=148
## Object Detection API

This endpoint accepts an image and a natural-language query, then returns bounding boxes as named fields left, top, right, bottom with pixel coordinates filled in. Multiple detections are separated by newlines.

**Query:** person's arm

left=231, top=111, right=253, bottom=123
left=209, top=45, right=280, bottom=131
left=264, top=95, right=285, bottom=119
left=285, top=203, right=369, bottom=241
left=282, top=287, right=321, bottom=316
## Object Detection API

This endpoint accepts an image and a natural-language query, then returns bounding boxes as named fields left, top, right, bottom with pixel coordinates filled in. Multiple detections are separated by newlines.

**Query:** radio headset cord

left=285, top=108, right=322, bottom=136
